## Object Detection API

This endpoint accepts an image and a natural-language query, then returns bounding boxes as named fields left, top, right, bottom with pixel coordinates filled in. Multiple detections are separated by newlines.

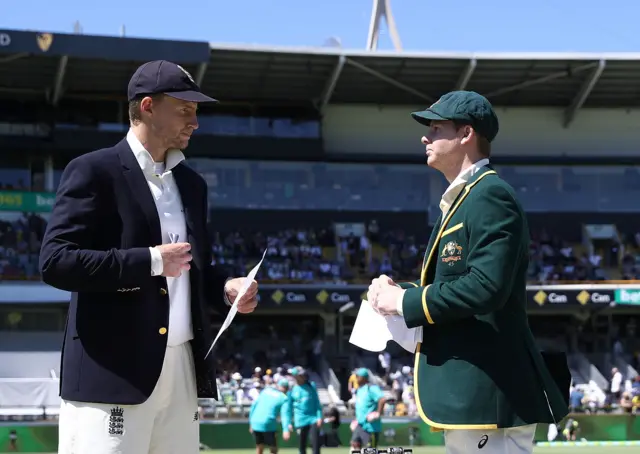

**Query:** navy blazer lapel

left=171, top=164, right=197, bottom=235
left=117, top=140, right=162, bottom=246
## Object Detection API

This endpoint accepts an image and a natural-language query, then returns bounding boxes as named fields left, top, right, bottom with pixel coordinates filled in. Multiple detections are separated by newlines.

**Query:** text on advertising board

left=615, top=289, right=640, bottom=305
left=531, top=289, right=613, bottom=307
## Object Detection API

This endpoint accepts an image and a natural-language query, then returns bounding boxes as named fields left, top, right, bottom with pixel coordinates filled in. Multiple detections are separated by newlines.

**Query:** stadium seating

left=2, top=161, right=640, bottom=421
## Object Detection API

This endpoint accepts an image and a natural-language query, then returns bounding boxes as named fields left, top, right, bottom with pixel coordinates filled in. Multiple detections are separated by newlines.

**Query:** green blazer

left=398, top=166, right=568, bottom=431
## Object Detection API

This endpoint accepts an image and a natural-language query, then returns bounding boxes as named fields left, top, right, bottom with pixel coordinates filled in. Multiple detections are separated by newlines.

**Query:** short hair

left=453, top=121, right=491, bottom=158
left=128, top=94, right=163, bottom=124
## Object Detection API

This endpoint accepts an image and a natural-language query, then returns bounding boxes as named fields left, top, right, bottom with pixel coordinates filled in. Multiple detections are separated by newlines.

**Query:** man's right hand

left=367, top=274, right=397, bottom=303
left=156, top=243, right=192, bottom=277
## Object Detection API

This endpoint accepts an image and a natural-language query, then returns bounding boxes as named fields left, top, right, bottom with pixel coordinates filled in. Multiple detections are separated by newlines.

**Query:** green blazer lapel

left=418, top=214, right=442, bottom=284
left=466, top=164, right=496, bottom=186
left=420, top=168, right=497, bottom=285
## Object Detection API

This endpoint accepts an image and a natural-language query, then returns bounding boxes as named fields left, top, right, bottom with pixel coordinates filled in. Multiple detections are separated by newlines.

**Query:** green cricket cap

left=355, top=368, right=369, bottom=378
left=411, top=90, right=499, bottom=142
left=277, top=378, right=290, bottom=388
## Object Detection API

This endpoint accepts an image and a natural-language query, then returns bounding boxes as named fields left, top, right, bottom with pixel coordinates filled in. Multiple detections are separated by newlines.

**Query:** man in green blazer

left=367, top=91, right=569, bottom=453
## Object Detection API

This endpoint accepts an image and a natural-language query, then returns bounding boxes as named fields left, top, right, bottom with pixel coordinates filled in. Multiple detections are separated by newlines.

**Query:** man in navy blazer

left=39, top=60, right=258, bottom=454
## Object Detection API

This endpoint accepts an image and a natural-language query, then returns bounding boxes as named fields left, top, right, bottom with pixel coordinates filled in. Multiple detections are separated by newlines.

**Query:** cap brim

left=411, top=109, right=448, bottom=126
left=165, top=90, right=218, bottom=103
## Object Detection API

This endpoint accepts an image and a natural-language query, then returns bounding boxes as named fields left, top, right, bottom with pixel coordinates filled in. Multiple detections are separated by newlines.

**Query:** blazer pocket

left=441, top=222, right=463, bottom=238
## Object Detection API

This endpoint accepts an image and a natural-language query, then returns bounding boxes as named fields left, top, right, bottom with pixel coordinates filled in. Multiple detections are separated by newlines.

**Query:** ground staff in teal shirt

left=287, top=367, right=322, bottom=454
left=249, top=379, right=292, bottom=454
left=350, top=368, right=387, bottom=449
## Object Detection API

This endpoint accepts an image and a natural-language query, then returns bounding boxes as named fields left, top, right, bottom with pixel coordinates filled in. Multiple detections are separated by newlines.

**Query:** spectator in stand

left=377, top=352, right=391, bottom=379
left=633, top=375, right=640, bottom=396
left=569, top=386, right=584, bottom=412
left=347, top=370, right=359, bottom=409
left=322, top=405, right=341, bottom=447
left=619, top=391, right=639, bottom=415
left=610, top=367, right=623, bottom=405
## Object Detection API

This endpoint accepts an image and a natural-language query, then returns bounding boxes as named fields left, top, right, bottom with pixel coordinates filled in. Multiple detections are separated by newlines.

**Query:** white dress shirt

left=126, top=130, right=193, bottom=347
left=396, top=158, right=490, bottom=316
left=439, top=158, right=490, bottom=217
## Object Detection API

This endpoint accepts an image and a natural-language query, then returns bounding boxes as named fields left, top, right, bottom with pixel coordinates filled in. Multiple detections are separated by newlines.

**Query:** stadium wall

left=1, top=416, right=639, bottom=451
left=323, top=106, right=640, bottom=157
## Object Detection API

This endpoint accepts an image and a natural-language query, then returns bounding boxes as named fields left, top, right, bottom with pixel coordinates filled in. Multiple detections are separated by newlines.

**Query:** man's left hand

left=224, top=278, right=258, bottom=314
left=371, top=283, right=404, bottom=316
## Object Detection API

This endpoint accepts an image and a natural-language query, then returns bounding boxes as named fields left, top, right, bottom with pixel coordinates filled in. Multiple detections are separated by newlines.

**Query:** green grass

left=196, top=449, right=639, bottom=454
left=34, top=447, right=640, bottom=454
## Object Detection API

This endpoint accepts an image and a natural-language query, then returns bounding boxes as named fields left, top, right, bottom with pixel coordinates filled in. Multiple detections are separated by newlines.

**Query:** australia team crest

left=441, top=241, right=463, bottom=266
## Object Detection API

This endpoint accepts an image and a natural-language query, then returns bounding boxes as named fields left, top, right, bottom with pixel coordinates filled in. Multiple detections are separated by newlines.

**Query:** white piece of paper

left=349, top=300, right=423, bottom=354
left=204, top=249, right=267, bottom=359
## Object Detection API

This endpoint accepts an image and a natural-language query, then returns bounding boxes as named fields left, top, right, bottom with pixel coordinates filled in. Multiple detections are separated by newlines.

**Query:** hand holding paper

left=224, top=278, right=258, bottom=314
left=349, top=299, right=422, bottom=354
left=367, top=273, right=403, bottom=316
left=205, top=249, right=267, bottom=359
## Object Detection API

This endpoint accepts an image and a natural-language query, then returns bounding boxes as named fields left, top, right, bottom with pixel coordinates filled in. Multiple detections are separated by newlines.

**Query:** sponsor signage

left=0, top=282, right=635, bottom=310
left=264, top=286, right=619, bottom=309
left=266, top=288, right=363, bottom=307
left=0, top=29, right=210, bottom=63
left=0, top=191, right=56, bottom=213
left=614, top=289, right=640, bottom=305
left=528, top=288, right=614, bottom=308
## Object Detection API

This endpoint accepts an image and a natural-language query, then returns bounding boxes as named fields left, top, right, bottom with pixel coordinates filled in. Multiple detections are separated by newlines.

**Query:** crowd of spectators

left=527, top=230, right=608, bottom=283
left=2, top=211, right=640, bottom=284
left=569, top=372, right=640, bottom=415
left=0, top=213, right=46, bottom=281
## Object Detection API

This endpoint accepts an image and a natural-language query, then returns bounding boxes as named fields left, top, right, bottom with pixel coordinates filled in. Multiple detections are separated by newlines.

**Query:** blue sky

left=3, top=0, right=640, bottom=52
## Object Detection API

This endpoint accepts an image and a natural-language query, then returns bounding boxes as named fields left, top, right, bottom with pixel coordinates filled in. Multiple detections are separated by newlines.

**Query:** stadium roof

left=3, top=29, right=640, bottom=125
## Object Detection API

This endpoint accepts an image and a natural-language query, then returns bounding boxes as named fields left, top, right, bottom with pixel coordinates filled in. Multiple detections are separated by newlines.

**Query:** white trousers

left=444, top=424, right=536, bottom=454
left=58, top=343, right=199, bottom=454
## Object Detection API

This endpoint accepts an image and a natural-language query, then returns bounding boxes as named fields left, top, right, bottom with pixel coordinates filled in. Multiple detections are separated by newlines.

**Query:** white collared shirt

left=126, top=129, right=193, bottom=347
left=439, top=158, right=490, bottom=216
left=396, top=158, right=490, bottom=316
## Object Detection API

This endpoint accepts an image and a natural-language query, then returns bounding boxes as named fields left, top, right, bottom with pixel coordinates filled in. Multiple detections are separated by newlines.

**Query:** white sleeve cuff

left=396, top=289, right=405, bottom=316
left=149, top=247, right=164, bottom=276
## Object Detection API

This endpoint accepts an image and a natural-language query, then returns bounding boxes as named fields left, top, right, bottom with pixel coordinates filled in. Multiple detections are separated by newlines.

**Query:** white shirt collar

left=447, top=158, right=490, bottom=190
left=440, top=158, right=490, bottom=215
left=126, top=129, right=185, bottom=175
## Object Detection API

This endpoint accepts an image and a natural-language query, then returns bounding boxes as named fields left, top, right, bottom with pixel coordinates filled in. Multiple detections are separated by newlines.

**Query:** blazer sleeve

left=397, top=280, right=420, bottom=289
left=39, top=157, right=151, bottom=292
left=199, top=180, right=231, bottom=317
left=402, top=184, right=524, bottom=326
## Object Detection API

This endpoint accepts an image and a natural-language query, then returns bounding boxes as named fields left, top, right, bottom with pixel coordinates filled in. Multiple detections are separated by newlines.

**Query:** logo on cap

left=176, top=65, right=195, bottom=84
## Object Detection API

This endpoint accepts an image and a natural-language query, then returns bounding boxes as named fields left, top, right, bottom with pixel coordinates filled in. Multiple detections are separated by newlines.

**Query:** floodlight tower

left=366, top=0, right=403, bottom=51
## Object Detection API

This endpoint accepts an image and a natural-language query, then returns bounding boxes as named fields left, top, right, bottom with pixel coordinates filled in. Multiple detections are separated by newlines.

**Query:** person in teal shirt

left=350, top=368, right=387, bottom=450
left=249, top=379, right=292, bottom=454
left=287, top=366, right=323, bottom=454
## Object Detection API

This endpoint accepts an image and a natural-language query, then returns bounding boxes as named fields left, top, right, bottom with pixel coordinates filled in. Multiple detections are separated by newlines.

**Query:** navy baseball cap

left=127, top=60, right=217, bottom=103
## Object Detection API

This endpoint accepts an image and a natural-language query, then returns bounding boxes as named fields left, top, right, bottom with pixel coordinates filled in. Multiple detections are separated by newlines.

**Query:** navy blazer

left=39, top=138, right=229, bottom=405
